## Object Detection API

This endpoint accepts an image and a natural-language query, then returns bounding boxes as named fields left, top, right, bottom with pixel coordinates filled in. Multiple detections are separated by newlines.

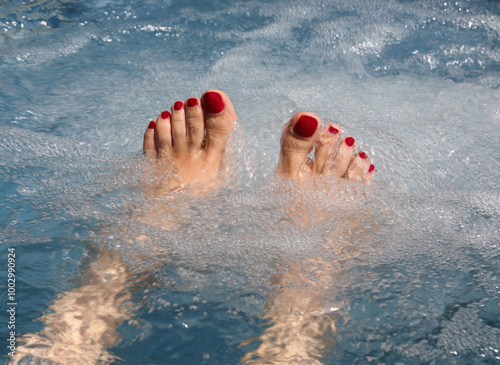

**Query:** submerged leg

left=243, top=112, right=377, bottom=364
left=13, top=90, right=238, bottom=365
left=242, top=258, right=338, bottom=365
left=12, top=251, right=132, bottom=365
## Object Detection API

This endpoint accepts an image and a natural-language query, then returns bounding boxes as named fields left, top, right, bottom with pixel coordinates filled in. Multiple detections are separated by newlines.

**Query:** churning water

left=0, top=0, right=499, bottom=364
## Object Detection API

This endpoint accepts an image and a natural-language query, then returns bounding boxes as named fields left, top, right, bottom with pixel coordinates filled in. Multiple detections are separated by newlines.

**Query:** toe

left=170, top=100, right=188, bottom=153
left=185, top=97, right=205, bottom=149
left=346, top=151, right=374, bottom=184
left=313, top=123, right=342, bottom=174
left=201, top=90, right=237, bottom=160
left=155, top=110, right=172, bottom=154
left=365, top=163, right=376, bottom=185
left=143, top=121, right=157, bottom=155
left=277, top=112, right=321, bottom=179
left=328, top=135, right=355, bottom=177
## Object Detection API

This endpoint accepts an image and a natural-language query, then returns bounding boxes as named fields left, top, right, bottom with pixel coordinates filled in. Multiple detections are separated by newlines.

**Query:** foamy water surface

left=0, top=0, right=499, bottom=363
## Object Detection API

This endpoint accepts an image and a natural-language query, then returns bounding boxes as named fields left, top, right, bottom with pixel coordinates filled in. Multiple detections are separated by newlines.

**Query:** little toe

left=201, top=90, right=237, bottom=160
left=365, top=163, right=376, bottom=185
left=328, top=135, right=356, bottom=177
left=155, top=110, right=172, bottom=154
left=184, top=97, right=205, bottom=149
left=277, top=112, right=321, bottom=179
left=143, top=120, right=157, bottom=155
left=313, top=123, right=342, bottom=174
left=346, top=151, right=374, bottom=184
left=170, top=100, right=188, bottom=153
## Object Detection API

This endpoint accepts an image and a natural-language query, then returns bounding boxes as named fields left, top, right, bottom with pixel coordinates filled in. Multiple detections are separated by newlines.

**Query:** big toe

left=201, top=90, right=237, bottom=162
left=277, top=112, right=321, bottom=179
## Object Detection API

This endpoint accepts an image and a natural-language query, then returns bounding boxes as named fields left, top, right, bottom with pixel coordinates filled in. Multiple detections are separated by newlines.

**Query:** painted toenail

left=359, top=151, right=367, bottom=159
left=174, top=101, right=183, bottom=111
left=368, top=164, right=375, bottom=173
left=293, top=115, right=318, bottom=138
left=161, top=110, right=171, bottom=119
left=345, top=137, right=355, bottom=147
left=187, top=98, right=198, bottom=107
left=328, top=126, right=339, bottom=134
left=148, top=121, right=156, bottom=129
left=202, top=92, right=224, bottom=114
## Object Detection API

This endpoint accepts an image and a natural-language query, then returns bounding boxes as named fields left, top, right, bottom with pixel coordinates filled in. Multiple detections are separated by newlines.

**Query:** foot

left=276, top=112, right=375, bottom=184
left=143, top=90, right=237, bottom=187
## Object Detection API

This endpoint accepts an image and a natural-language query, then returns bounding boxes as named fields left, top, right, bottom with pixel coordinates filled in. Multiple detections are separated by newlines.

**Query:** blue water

left=1, top=0, right=499, bottom=364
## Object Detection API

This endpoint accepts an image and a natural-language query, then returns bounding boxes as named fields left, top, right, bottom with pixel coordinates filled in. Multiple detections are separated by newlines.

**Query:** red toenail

left=148, top=121, right=156, bottom=129
left=202, top=92, right=224, bottom=114
left=174, top=101, right=183, bottom=111
left=368, top=164, right=375, bottom=173
left=328, top=126, right=339, bottom=134
left=359, top=151, right=367, bottom=159
left=345, top=137, right=355, bottom=147
left=161, top=110, right=170, bottom=119
left=187, top=98, right=198, bottom=107
left=293, top=115, right=318, bottom=138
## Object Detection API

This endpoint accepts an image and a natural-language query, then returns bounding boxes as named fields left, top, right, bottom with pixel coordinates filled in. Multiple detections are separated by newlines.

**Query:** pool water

left=1, top=0, right=499, bottom=364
